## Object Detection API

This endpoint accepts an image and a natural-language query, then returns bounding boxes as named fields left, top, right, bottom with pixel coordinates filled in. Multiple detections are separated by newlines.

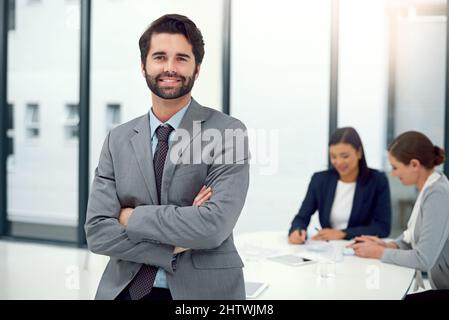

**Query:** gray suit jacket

left=85, top=98, right=250, bottom=299
left=382, top=173, right=449, bottom=289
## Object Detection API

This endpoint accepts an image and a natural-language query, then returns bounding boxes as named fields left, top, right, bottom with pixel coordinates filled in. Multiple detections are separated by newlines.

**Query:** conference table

left=234, top=231, right=415, bottom=300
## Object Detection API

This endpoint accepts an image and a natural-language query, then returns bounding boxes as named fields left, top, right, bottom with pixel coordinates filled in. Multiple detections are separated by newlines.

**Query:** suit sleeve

left=126, top=120, right=250, bottom=250
left=382, top=189, right=449, bottom=271
left=288, top=174, right=319, bottom=235
left=393, top=233, right=412, bottom=250
left=84, top=132, right=175, bottom=273
left=343, top=172, right=392, bottom=239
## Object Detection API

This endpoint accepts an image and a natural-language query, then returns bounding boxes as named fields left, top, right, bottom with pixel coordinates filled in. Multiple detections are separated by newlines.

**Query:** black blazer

left=289, top=168, right=391, bottom=239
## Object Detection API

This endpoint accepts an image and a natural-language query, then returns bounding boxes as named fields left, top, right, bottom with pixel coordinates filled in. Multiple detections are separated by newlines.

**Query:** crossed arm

left=118, top=186, right=213, bottom=254
left=123, top=161, right=249, bottom=250
left=85, top=125, right=249, bottom=269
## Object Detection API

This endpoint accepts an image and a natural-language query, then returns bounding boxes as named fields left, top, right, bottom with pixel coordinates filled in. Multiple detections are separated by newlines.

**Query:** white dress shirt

left=329, top=180, right=356, bottom=230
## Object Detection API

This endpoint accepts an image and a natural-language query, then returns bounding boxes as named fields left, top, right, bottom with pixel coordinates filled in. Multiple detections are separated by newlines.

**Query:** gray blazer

left=382, top=173, right=449, bottom=289
left=85, top=98, right=250, bottom=300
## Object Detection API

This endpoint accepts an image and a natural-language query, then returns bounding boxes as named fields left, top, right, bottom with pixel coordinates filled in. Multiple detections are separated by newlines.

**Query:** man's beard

left=144, top=70, right=196, bottom=100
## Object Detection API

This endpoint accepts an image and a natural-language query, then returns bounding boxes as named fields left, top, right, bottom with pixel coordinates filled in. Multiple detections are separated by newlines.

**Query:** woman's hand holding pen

left=349, top=241, right=385, bottom=259
left=351, top=235, right=387, bottom=247
left=288, top=229, right=307, bottom=244
left=348, top=235, right=399, bottom=250
left=347, top=235, right=391, bottom=259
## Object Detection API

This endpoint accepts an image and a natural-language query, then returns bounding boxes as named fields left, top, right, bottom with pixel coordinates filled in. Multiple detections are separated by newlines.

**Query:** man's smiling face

left=142, top=33, right=200, bottom=100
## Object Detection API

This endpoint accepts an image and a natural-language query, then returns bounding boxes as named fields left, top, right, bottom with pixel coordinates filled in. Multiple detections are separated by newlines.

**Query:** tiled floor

left=0, top=240, right=109, bottom=300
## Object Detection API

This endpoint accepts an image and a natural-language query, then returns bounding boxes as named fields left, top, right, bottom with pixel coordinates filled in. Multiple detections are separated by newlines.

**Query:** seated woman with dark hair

left=288, top=127, right=392, bottom=243
left=349, top=131, right=449, bottom=290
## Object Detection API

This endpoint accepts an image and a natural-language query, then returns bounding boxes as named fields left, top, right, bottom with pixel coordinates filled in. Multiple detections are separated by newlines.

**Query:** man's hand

left=119, top=208, right=134, bottom=226
left=174, top=246, right=190, bottom=254
left=193, top=185, right=212, bottom=206
left=312, top=228, right=346, bottom=241
left=288, top=229, right=307, bottom=244
left=173, top=185, right=213, bottom=254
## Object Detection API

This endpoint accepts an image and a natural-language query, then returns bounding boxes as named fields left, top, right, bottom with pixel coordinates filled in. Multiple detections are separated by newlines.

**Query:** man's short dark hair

left=139, top=14, right=205, bottom=67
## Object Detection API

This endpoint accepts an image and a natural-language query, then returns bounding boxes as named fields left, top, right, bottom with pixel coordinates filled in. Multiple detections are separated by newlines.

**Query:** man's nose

left=164, top=59, right=177, bottom=74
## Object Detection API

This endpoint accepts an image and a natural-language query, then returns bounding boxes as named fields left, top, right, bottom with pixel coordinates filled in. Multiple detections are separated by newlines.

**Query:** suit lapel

left=130, top=114, right=159, bottom=205
left=347, top=177, right=363, bottom=228
left=322, top=172, right=338, bottom=228
left=161, top=98, right=207, bottom=204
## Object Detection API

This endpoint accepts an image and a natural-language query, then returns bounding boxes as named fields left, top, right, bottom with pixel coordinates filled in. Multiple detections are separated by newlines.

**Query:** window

left=106, top=103, right=121, bottom=133
left=6, top=0, right=81, bottom=243
left=7, top=104, right=14, bottom=156
left=7, top=0, right=15, bottom=31
left=25, top=103, right=40, bottom=139
left=64, top=104, right=79, bottom=140
left=230, top=0, right=330, bottom=234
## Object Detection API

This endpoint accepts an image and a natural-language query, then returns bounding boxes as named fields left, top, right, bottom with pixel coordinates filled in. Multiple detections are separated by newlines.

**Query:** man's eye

left=154, top=56, right=164, bottom=60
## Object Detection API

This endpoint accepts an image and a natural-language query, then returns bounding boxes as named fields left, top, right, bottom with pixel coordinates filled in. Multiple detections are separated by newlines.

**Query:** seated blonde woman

left=349, top=131, right=449, bottom=290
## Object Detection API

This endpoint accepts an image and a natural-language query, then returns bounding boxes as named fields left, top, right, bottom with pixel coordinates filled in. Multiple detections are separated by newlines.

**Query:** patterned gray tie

left=127, top=124, right=174, bottom=300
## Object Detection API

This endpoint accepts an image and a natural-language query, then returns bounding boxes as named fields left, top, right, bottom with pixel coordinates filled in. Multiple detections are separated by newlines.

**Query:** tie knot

left=156, top=125, right=174, bottom=143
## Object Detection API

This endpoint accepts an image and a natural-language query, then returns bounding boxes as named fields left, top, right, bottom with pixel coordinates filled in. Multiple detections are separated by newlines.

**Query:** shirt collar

left=149, top=99, right=191, bottom=139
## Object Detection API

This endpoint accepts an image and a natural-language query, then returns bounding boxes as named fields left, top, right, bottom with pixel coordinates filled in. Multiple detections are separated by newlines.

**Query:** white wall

left=230, top=0, right=331, bottom=235
left=338, top=0, right=389, bottom=170
left=394, top=15, right=446, bottom=147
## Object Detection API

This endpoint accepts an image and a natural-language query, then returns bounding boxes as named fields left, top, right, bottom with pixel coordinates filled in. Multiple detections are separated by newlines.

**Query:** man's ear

left=194, top=64, right=202, bottom=80
left=141, top=63, right=146, bottom=77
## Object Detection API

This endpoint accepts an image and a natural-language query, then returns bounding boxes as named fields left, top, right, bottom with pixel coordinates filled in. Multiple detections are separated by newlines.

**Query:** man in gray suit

left=85, top=14, right=250, bottom=300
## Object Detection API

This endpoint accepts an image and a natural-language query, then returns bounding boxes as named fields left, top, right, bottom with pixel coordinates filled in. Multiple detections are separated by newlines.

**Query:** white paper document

left=267, top=254, right=317, bottom=267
